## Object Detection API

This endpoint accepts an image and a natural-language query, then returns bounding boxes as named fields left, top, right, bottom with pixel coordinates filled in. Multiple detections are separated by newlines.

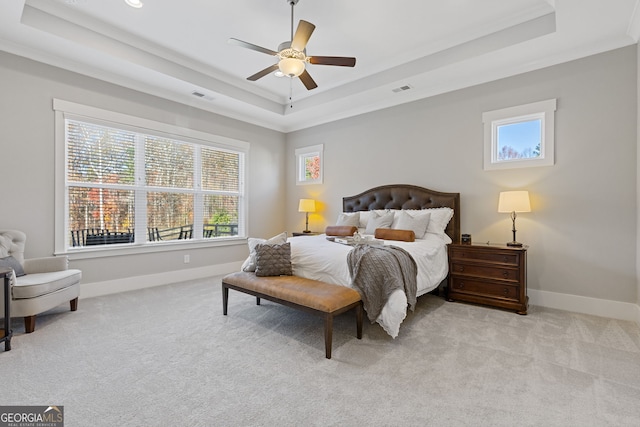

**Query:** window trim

left=53, top=99, right=249, bottom=257
left=295, top=144, right=323, bottom=185
left=482, top=99, right=556, bottom=171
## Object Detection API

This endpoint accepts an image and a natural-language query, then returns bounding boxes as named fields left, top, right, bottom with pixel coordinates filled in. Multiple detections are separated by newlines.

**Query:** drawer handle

left=503, top=288, right=509, bottom=295
left=502, top=270, right=509, bottom=278
left=503, top=256, right=509, bottom=262
left=457, top=281, right=464, bottom=289
left=458, top=266, right=464, bottom=272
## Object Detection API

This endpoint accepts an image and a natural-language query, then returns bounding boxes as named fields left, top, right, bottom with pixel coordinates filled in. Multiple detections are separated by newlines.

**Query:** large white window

left=483, top=99, right=556, bottom=170
left=54, top=100, right=247, bottom=254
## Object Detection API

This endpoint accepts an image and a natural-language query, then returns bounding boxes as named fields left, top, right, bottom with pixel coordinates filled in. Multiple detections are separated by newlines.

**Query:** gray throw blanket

left=347, top=245, right=417, bottom=323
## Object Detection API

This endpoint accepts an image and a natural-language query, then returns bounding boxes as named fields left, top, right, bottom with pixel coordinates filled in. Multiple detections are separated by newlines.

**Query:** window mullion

left=134, top=134, right=146, bottom=243
left=193, top=146, right=203, bottom=240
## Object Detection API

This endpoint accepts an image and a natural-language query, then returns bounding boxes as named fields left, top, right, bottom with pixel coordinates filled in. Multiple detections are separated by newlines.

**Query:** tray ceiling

left=0, top=0, right=638, bottom=132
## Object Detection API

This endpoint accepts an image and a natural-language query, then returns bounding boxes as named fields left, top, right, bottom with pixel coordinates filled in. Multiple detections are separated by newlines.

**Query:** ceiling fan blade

left=228, top=38, right=278, bottom=56
left=247, top=64, right=280, bottom=81
left=298, top=70, right=318, bottom=90
left=309, top=56, right=356, bottom=67
left=291, top=20, right=315, bottom=52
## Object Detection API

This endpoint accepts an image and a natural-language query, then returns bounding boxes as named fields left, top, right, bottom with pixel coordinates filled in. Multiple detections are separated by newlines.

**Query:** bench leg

left=256, top=297, right=261, bottom=305
left=222, top=284, right=229, bottom=315
left=356, top=302, right=363, bottom=339
left=324, top=314, right=333, bottom=359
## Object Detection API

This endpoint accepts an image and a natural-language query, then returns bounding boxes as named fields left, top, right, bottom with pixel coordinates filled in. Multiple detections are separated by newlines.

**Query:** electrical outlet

left=183, top=254, right=190, bottom=264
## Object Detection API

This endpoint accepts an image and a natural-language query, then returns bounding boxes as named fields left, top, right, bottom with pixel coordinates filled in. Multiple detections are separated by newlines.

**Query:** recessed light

left=125, top=0, right=143, bottom=8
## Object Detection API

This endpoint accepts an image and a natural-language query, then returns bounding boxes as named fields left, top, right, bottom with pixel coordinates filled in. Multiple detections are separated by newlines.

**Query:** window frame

left=295, top=144, right=323, bottom=185
left=53, top=99, right=249, bottom=257
left=482, top=99, right=556, bottom=171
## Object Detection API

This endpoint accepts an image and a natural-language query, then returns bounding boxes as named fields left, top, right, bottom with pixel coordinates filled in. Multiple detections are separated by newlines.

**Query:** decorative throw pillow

left=325, top=225, right=358, bottom=236
left=335, top=212, right=360, bottom=228
left=0, top=256, right=25, bottom=277
left=393, top=210, right=431, bottom=239
left=375, top=228, right=416, bottom=242
left=254, top=242, right=293, bottom=277
left=241, top=232, right=287, bottom=272
left=364, top=211, right=394, bottom=235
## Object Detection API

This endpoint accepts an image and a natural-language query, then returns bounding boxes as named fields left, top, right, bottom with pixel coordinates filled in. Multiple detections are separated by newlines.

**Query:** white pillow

left=241, top=231, right=288, bottom=272
left=358, top=211, right=370, bottom=229
left=424, top=207, right=454, bottom=242
left=336, top=212, right=360, bottom=228
left=364, top=211, right=394, bottom=235
left=359, top=210, right=388, bottom=229
left=393, top=210, right=431, bottom=239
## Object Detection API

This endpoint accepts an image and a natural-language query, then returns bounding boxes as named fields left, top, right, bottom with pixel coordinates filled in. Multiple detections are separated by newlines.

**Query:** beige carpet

left=2, top=277, right=640, bottom=426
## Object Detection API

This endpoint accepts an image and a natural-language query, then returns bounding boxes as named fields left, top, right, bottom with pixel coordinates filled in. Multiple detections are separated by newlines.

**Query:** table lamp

left=498, top=191, right=531, bottom=247
left=298, top=199, right=316, bottom=233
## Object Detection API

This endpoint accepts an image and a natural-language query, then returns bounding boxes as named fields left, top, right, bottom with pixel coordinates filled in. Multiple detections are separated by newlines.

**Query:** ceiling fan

left=228, top=0, right=356, bottom=90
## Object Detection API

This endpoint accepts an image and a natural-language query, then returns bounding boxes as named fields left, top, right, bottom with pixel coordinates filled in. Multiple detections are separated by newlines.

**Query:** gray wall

left=287, top=46, right=638, bottom=304
left=0, top=52, right=286, bottom=285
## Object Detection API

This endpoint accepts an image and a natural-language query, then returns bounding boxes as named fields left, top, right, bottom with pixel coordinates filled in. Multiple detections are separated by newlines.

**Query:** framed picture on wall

left=295, top=144, right=323, bottom=185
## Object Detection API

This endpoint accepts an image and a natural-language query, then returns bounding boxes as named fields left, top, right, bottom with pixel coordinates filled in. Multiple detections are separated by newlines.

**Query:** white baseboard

left=79, top=262, right=242, bottom=299
left=529, top=288, right=640, bottom=325
left=79, top=266, right=640, bottom=328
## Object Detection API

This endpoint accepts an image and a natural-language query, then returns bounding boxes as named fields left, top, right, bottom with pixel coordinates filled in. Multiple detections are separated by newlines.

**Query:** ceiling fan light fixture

left=278, top=57, right=305, bottom=77
left=124, top=0, right=143, bottom=8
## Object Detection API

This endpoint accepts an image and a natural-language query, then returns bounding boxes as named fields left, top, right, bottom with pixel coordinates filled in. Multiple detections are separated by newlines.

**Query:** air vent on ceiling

left=392, top=84, right=413, bottom=93
left=191, top=90, right=214, bottom=101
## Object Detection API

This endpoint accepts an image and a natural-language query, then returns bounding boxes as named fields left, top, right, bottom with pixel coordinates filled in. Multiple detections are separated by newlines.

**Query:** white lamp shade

left=279, top=58, right=305, bottom=77
left=498, top=191, right=531, bottom=213
left=298, top=199, right=316, bottom=213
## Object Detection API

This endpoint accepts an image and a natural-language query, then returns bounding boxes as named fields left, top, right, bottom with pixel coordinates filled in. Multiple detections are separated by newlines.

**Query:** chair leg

left=24, top=315, right=36, bottom=333
left=70, top=297, right=78, bottom=312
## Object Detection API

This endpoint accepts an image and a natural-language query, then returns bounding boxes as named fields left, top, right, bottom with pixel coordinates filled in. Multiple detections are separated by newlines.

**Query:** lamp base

left=303, top=230, right=311, bottom=234
left=507, top=241, right=523, bottom=247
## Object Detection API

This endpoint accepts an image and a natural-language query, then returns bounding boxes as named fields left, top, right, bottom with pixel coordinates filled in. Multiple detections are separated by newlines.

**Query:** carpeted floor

left=2, top=276, right=640, bottom=426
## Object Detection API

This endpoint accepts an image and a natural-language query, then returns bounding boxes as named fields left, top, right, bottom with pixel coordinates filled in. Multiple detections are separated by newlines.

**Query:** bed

left=289, top=184, right=460, bottom=337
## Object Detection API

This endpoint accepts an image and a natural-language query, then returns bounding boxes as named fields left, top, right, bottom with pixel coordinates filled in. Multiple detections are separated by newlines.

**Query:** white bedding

left=288, top=233, right=449, bottom=337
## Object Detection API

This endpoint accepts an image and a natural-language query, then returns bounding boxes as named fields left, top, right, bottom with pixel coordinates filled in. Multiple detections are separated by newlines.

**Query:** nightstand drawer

left=450, top=277, right=519, bottom=301
left=450, top=262, right=519, bottom=282
left=449, top=247, right=520, bottom=265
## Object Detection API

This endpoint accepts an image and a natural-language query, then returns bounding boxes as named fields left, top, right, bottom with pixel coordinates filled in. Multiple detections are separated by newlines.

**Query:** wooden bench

left=222, top=271, right=363, bottom=359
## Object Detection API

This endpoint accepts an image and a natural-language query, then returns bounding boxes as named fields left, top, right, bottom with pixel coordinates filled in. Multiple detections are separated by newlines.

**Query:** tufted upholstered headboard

left=342, top=184, right=461, bottom=243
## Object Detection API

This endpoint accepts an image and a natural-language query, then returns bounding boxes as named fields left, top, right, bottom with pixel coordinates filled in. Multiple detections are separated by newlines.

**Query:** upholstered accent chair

left=0, top=230, right=81, bottom=333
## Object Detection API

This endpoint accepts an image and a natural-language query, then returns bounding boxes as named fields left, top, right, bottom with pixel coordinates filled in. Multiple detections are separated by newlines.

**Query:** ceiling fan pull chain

left=289, top=79, right=294, bottom=109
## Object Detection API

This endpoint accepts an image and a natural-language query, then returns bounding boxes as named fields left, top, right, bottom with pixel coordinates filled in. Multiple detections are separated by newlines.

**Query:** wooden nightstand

left=447, top=243, right=528, bottom=314
left=291, top=232, right=319, bottom=237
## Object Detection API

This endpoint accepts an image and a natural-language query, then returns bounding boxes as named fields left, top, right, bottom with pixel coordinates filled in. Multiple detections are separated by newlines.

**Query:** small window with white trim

left=295, top=144, right=323, bottom=185
left=483, top=99, right=556, bottom=170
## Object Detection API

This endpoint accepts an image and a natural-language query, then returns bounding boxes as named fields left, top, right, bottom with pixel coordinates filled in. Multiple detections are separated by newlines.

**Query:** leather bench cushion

left=223, top=271, right=360, bottom=313
left=13, top=269, right=82, bottom=299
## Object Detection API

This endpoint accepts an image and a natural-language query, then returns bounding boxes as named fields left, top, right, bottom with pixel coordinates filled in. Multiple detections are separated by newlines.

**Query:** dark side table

left=1, top=267, right=12, bottom=351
